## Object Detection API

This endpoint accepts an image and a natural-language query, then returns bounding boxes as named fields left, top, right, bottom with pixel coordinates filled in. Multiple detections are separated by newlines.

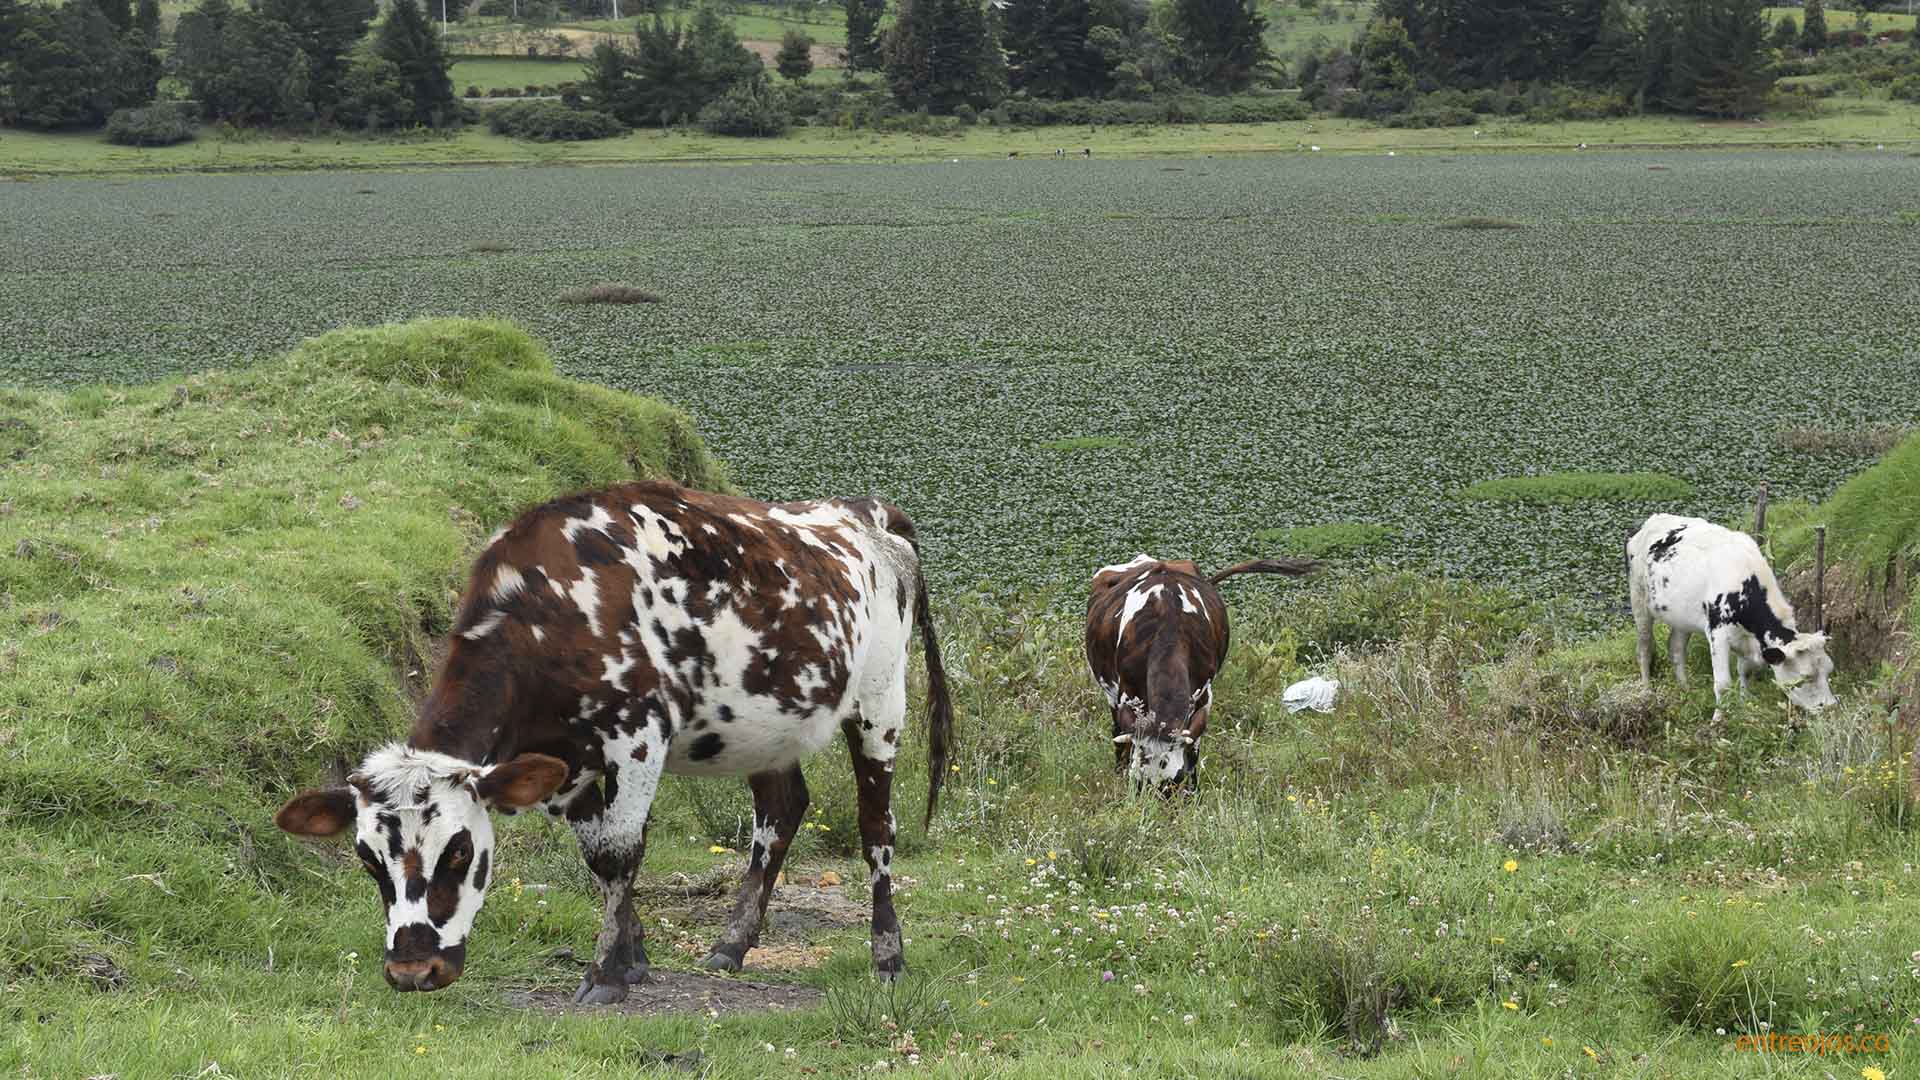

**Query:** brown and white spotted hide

left=1085, top=553, right=1317, bottom=793
left=276, top=481, right=953, bottom=1002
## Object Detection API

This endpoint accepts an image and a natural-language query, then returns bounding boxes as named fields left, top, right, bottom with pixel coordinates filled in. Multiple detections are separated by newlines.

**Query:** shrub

left=1893, top=75, right=1920, bottom=102
left=697, top=78, right=792, bottom=137
left=104, top=102, right=197, bottom=146
left=485, top=100, right=626, bottom=141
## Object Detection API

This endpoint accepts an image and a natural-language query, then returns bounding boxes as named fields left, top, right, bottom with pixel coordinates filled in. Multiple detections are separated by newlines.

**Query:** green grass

left=4, top=100, right=1917, bottom=176
left=6, top=371, right=1920, bottom=1076
left=1456, top=471, right=1695, bottom=505
left=450, top=56, right=584, bottom=94
left=1763, top=5, right=1919, bottom=33
left=1255, top=522, right=1397, bottom=558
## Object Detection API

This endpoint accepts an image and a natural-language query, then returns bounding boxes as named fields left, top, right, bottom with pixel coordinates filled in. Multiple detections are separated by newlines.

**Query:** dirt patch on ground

left=741, top=39, right=843, bottom=69
left=506, top=970, right=823, bottom=1018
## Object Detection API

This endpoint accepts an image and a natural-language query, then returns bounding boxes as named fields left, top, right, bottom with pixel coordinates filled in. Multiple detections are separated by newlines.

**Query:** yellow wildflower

left=1862, top=1068, right=1886, bottom=1080
left=1502, top=1000, right=1519, bottom=1011
left=1503, top=859, right=1519, bottom=873
left=1731, top=960, right=1749, bottom=969
left=709, top=845, right=729, bottom=854
left=1583, top=1046, right=1598, bottom=1060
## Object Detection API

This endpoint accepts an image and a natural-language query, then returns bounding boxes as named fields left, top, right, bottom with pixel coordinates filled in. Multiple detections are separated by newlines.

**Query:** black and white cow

left=274, top=482, right=952, bottom=1001
left=1628, top=513, right=1836, bottom=717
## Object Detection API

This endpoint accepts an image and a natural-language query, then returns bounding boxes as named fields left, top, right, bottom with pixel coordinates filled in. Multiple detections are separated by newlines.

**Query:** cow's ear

left=1761, top=646, right=1786, bottom=666
left=474, top=753, right=568, bottom=810
left=276, top=788, right=357, bottom=837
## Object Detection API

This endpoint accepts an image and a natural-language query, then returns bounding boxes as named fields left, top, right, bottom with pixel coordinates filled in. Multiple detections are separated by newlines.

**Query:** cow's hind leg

left=1668, top=629, right=1690, bottom=689
left=845, top=693, right=907, bottom=979
left=570, top=711, right=670, bottom=1005
left=703, top=765, right=808, bottom=973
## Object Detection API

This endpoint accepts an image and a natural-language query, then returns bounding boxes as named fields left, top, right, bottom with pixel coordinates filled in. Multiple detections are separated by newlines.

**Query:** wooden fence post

left=1814, top=525, right=1827, bottom=633
left=1753, top=481, right=1769, bottom=545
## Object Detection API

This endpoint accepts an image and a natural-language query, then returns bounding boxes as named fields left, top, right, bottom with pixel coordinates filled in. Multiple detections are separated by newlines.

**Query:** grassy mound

left=0, top=318, right=727, bottom=994
left=1254, top=522, right=1397, bottom=559
left=1456, top=471, right=1693, bottom=504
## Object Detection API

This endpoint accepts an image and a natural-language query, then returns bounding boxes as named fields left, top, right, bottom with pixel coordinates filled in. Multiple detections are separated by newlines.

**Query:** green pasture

left=3, top=320, right=1919, bottom=1078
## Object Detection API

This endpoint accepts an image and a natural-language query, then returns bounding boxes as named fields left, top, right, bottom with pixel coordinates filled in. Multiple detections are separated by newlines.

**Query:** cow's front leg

left=569, top=721, right=668, bottom=1004
left=703, top=765, right=808, bottom=972
left=1708, top=630, right=1735, bottom=724
left=843, top=713, right=904, bottom=980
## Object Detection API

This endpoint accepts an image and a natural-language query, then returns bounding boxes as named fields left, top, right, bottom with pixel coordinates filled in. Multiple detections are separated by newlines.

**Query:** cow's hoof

left=573, top=977, right=630, bottom=1005
left=623, top=965, right=654, bottom=986
left=872, top=965, right=904, bottom=983
left=702, top=949, right=744, bottom=973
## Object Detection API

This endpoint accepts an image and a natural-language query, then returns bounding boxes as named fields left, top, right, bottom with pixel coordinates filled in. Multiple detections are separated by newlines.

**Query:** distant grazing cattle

left=275, top=482, right=952, bottom=1001
left=1085, top=554, right=1318, bottom=792
left=1628, top=513, right=1835, bottom=717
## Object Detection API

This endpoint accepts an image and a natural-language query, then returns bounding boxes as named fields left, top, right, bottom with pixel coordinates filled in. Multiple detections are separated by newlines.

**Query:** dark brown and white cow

left=1628, top=512, right=1836, bottom=718
left=275, top=481, right=952, bottom=1002
left=1086, top=554, right=1318, bottom=792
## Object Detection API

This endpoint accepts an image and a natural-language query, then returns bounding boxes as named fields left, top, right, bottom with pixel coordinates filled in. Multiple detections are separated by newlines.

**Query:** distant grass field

left=1762, top=4, right=1918, bottom=33
left=1, top=98, right=1916, bottom=177
left=450, top=56, right=585, bottom=93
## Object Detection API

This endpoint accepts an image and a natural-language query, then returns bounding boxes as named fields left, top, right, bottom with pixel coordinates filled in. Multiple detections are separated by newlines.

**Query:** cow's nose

left=384, top=955, right=458, bottom=992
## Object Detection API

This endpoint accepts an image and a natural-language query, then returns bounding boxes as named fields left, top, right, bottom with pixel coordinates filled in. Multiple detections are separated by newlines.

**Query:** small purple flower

left=1101, top=970, right=1115, bottom=983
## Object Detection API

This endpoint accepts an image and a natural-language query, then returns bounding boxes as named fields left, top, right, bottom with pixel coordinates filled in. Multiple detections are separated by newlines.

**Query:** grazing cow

left=274, top=482, right=952, bottom=1002
left=1628, top=513, right=1836, bottom=716
left=1086, top=554, right=1318, bottom=792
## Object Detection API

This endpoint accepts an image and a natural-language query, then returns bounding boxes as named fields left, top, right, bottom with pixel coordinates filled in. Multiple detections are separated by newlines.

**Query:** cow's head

left=274, top=745, right=568, bottom=992
left=1764, top=633, right=1837, bottom=711
left=1113, top=684, right=1209, bottom=795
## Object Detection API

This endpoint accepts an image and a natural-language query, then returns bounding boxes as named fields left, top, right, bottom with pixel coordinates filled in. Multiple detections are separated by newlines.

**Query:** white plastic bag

left=1282, top=677, right=1339, bottom=714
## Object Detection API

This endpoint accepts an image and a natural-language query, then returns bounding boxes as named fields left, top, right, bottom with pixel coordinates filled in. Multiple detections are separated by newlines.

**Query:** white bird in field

left=1386, top=150, right=1396, bottom=156
left=1578, top=142, right=1588, bottom=149
left=1310, top=144, right=1321, bottom=152
left=1473, top=129, right=1482, bottom=136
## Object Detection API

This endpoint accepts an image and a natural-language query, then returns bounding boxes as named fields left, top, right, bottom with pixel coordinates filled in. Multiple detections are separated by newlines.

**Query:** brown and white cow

left=1086, top=554, right=1318, bottom=793
left=275, top=481, right=952, bottom=1002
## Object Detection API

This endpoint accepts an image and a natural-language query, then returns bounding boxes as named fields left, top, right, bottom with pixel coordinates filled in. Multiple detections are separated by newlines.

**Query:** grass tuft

left=1254, top=522, right=1397, bottom=559
left=556, top=283, right=663, bottom=305
left=1436, top=216, right=1526, bottom=230
left=1774, top=423, right=1910, bottom=457
left=1456, top=471, right=1694, bottom=504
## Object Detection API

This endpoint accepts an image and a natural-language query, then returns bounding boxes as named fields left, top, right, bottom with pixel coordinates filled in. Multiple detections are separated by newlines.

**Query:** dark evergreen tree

left=1002, top=0, right=1107, bottom=98
left=1770, top=13, right=1797, bottom=50
left=1167, top=0, right=1270, bottom=91
left=580, top=38, right=634, bottom=114
left=335, top=52, right=409, bottom=128
left=775, top=29, right=815, bottom=81
left=5, top=1, right=149, bottom=128
left=1354, top=15, right=1415, bottom=111
left=1643, top=0, right=1769, bottom=115
left=175, top=0, right=303, bottom=122
left=1799, top=0, right=1826, bottom=51
left=685, top=5, right=761, bottom=103
left=255, top=0, right=379, bottom=114
left=376, top=0, right=457, bottom=125
left=843, top=0, right=885, bottom=71
left=134, top=0, right=161, bottom=44
left=883, top=0, right=1004, bottom=112
left=93, top=0, right=132, bottom=33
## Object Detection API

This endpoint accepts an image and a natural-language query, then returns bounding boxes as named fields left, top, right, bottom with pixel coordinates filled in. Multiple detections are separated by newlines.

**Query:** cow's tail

left=1209, top=557, right=1321, bottom=584
left=914, top=561, right=953, bottom=831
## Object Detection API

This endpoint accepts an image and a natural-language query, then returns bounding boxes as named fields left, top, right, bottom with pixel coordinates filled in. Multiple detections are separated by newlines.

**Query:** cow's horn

left=1112, top=733, right=1133, bottom=745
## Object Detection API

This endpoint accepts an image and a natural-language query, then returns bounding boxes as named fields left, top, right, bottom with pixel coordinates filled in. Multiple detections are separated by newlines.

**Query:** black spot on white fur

left=690, top=733, right=725, bottom=761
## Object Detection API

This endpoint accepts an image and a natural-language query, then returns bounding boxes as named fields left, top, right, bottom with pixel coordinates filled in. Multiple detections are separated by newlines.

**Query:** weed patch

left=1456, top=471, right=1694, bottom=504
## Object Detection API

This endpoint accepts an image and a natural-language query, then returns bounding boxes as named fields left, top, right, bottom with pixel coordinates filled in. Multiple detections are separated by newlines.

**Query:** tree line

left=0, top=0, right=457, bottom=133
